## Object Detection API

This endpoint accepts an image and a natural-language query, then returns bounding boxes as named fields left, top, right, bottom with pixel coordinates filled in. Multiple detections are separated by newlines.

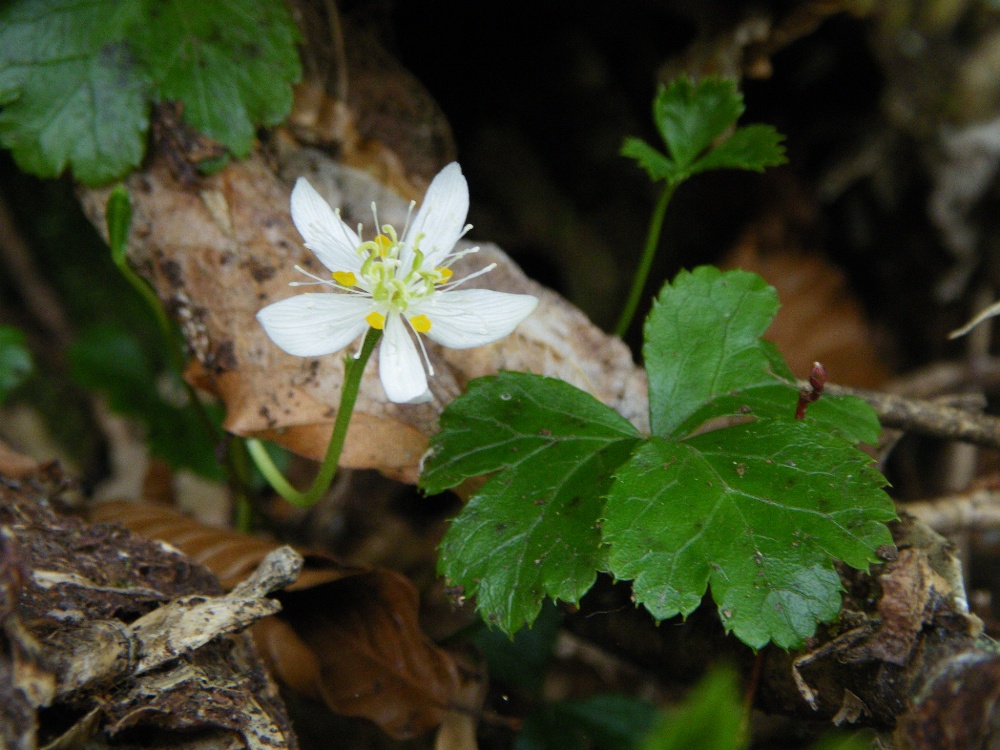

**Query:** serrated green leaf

left=639, top=667, right=746, bottom=750
left=688, top=124, right=786, bottom=176
left=653, top=77, right=744, bottom=171
left=603, top=421, right=895, bottom=649
left=620, top=137, right=680, bottom=183
left=423, top=372, right=641, bottom=633
left=0, top=326, right=33, bottom=403
left=137, top=0, right=300, bottom=157
left=0, top=0, right=150, bottom=184
left=644, top=266, right=780, bottom=437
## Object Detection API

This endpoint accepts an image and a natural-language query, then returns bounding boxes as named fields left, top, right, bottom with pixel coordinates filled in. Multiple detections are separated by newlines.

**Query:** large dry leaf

left=90, top=501, right=462, bottom=740
left=78, top=146, right=647, bottom=483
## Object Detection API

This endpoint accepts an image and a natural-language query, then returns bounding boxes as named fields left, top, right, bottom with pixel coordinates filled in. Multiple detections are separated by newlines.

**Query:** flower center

left=334, top=227, right=453, bottom=325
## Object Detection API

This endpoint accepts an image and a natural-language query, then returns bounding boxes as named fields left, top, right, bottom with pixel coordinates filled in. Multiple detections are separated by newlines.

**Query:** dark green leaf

left=620, top=137, right=679, bottom=183
left=0, top=0, right=150, bottom=184
left=0, top=326, right=33, bottom=403
left=688, top=124, right=786, bottom=175
left=639, top=668, right=746, bottom=750
left=517, top=694, right=658, bottom=750
left=70, top=326, right=222, bottom=479
left=137, top=0, right=300, bottom=157
left=653, top=77, right=743, bottom=171
left=603, top=421, right=895, bottom=649
left=644, top=266, right=780, bottom=437
left=423, top=372, right=641, bottom=633
left=474, top=600, right=561, bottom=693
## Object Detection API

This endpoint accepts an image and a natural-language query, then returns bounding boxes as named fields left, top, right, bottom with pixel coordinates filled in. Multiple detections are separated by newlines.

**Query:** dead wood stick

left=818, top=382, right=1000, bottom=451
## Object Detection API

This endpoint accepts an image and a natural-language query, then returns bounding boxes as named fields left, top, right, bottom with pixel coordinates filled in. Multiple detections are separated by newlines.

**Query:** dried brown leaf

left=91, top=501, right=462, bottom=740
left=78, top=149, right=647, bottom=483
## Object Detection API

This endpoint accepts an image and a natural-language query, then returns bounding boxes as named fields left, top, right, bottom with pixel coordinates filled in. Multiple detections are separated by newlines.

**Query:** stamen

left=332, top=271, right=357, bottom=287
left=408, top=317, right=435, bottom=376
left=435, top=267, right=453, bottom=283
left=439, top=262, right=497, bottom=290
left=410, top=314, right=432, bottom=333
left=366, top=311, right=386, bottom=330
left=294, top=264, right=334, bottom=284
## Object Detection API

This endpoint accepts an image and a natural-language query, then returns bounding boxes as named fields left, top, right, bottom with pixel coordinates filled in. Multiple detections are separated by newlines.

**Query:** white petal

left=402, top=162, right=468, bottom=270
left=290, top=178, right=363, bottom=273
left=378, top=314, right=428, bottom=403
left=413, top=289, right=538, bottom=349
left=257, top=293, right=370, bottom=357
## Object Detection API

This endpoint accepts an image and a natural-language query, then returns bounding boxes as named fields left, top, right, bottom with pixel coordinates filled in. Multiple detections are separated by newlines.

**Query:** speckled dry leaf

left=79, top=147, right=647, bottom=482
left=90, top=501, right=462, bottom=740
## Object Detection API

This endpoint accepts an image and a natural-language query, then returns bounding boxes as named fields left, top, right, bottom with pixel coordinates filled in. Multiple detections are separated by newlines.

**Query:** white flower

left=257, top=163, right=539, bottom=403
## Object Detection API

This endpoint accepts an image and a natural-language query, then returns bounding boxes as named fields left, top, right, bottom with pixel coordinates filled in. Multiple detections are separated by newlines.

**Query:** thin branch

left=904, top=488, right=1000, bottom=535
left=820, top=382, right=1000, bottom=452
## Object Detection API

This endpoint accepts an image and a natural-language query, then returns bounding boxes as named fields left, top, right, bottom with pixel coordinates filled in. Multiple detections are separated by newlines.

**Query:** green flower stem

left=614, top=181, right=677, bottom=338
left=247, top=327, right=382, bottom=507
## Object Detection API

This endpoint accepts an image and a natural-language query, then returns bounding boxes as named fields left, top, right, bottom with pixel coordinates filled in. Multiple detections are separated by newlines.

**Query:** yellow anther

left=366, top=311, right=386, bottom=330
left=374, top=234, right=393, bottom=256
left=435, top=267, right=453, bottom=283
left=409, top=314, right=432, bottom=333
left=332, top=271, right=357, bottom=287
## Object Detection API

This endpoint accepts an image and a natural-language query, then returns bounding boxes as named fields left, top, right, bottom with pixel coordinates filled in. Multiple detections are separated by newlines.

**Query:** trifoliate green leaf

left=653, top=77, right=744, bottom=172
left=644, top=266, right=780, bottom=437
left=639, top=668, right=746, bottom=750
left=688, top=123, right=786, bottom=175
left=137, top=0, right=300, bottom=157
left=0, top=326, right=33, bottom=403
left=603, top=420, right=895, bottom=649
left=0, top=0, right=150, bottom=184
left=422, top=372, right=642, bottom=633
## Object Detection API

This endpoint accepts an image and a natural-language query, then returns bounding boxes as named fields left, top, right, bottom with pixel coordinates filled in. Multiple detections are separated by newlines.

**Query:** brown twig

left=817, top=382, right=1000, bottom=452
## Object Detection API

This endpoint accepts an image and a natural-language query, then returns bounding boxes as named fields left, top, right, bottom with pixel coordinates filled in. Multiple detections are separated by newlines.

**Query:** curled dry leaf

left=90, top=500, right=462, bottom=740
left=78, top=147, right=647, bottom=483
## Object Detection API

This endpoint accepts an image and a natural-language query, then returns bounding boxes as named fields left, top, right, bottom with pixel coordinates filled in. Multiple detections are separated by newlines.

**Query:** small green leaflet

left=422, top=372, right=641, bottom=633
left=0, top=0, right=300, bottom=184
left=602, top=421, right=895, bottom=650
left=622, top=76, right=785, bottom=184
left=0, top=326, right=33, bottom=403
